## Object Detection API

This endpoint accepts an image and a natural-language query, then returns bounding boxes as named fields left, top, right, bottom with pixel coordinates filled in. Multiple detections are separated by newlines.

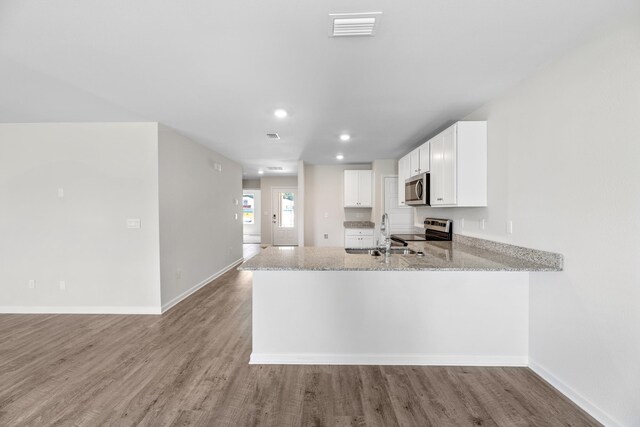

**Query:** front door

left=271, top=188, right=298, bottom=246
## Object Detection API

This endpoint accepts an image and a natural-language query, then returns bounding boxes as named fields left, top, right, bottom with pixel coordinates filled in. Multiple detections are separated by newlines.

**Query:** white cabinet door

left=344, top=171, right=359, bottom=207
left=357, top=171, right=373, bottom=207
left=397, top=155, right=410, bottom=206
left=431, top=127, right=457, bottom=206
left=441, top=125, right=457, bottom=205
left=430, top=133, right=444, bottom=205
left=409, top=148, right=420, bottom=176
left=361, top=236, right=374, bottom=247
left=345, top=235, right=360, bottom=248
left=418, top=142, right=430, bottom=172
left=344, top=170, right=372, bottom=207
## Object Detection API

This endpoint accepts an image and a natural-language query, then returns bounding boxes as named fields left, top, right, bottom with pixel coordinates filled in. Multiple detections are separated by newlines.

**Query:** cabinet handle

left=437, top=198, right=443, bottom=201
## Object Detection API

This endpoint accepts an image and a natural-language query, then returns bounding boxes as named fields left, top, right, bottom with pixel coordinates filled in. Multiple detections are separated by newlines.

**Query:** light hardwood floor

left=0, top=264, right=601, bottom=426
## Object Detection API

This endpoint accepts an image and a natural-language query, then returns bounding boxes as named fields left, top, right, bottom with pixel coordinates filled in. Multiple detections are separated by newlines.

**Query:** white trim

left=529, top=359, right=620, bottom=427
left=0, top=306, right=162, bottom=315
left=250, top=353, right=528, bottom=366
left=161, top=258, right=244, bottom=313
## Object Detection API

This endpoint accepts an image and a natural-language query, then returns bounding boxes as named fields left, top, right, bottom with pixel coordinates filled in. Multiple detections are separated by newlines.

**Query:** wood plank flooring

left=0, top=264, right=601, bottom=426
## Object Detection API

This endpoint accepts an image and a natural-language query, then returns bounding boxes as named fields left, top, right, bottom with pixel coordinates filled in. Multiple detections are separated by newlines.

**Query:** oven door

left=405, top=173, right=429, bottom=206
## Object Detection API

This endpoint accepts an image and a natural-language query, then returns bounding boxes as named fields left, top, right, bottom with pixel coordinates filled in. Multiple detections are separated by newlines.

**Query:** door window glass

left=243, top=194, right=255, bottom=224
left=280, top=192, right=295, bottom=228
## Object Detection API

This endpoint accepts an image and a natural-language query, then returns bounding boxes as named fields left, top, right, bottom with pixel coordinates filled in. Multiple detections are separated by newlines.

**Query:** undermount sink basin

left=388, top=248, right=416, bottom=255
left=345, top=248, right=416, bottom=256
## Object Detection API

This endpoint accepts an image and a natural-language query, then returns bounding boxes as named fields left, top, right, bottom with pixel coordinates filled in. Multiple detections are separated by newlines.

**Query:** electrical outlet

left=59, top=280, right=66, bottom=291
left=481, top=219, right=486, bottom=230
left=324, top=234, right=328, bottom=239
left=460, top=218, right=465, bottom=229
left=126, top=218, right=141, bottom=229
left=506, top=220, right=513, bottom=234
left=57, top=188, right=64, bottom=198
left=28, top=279, right=36, bottom=289
left=234, top=213, right=238, bottom=220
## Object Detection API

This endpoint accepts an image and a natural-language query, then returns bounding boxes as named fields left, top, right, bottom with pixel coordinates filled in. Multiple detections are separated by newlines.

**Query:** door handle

left=415, top=181, right=423, bottom=200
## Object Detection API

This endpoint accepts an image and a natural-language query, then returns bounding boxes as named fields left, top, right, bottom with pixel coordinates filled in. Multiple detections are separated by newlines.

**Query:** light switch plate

left=57, top=188, right=64, bottom=198
left=126, top=219, right=141, bottom=229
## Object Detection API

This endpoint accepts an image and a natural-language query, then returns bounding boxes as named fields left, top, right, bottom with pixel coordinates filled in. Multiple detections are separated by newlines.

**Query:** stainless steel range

left=423, top=218, right=453, bottom=241
left=391, top=217, right=453, bottom=245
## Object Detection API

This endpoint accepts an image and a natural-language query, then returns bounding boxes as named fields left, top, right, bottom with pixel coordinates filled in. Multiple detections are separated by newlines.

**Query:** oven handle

left=415, top=180, right=423, bottom=200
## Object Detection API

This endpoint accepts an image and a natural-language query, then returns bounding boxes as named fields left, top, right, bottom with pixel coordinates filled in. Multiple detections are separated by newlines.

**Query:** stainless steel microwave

left=405, top=173, right=430, bottom=206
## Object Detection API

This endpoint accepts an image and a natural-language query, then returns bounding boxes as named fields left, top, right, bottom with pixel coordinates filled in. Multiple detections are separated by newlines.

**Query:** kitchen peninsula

left=240, top=236, right=562, bottom=366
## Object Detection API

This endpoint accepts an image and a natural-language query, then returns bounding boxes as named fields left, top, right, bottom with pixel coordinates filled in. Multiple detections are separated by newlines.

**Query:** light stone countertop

left=239, top=240, right=562, bottom=272
left=343, top=221, right=375, bottom=229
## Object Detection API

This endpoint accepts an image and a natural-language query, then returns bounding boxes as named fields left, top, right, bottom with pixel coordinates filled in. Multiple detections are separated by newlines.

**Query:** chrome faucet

left=380, top=213, right=391, bottom=258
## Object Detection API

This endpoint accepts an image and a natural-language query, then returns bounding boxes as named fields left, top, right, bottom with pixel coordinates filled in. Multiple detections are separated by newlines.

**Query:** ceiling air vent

left=329, top=12, right=382, bottom=37
left=266, top=133, right=280, bottom=140
left=266, top=166, right=284, bottom=171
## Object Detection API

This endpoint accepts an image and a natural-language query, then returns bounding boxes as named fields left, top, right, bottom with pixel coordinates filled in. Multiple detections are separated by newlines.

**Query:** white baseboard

left=250, top=353, right=528, bottom=366
left=161, top=258, right=243, bottom=313
left=0, top=306, right=161, bottom=315
left=529, top=359, right=620, bottom=427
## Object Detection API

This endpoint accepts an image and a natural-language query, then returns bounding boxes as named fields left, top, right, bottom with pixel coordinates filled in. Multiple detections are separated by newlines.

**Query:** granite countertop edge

left=239, top=238, right=562, bottom=272
left=239, top=265, right=559, bottom=272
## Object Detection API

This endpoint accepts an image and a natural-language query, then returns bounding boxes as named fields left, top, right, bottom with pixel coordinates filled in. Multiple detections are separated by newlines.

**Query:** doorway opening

left=242, top=190, right=261, bottom=244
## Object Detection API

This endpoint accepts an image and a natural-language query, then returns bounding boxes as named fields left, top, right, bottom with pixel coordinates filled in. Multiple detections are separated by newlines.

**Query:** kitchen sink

left=388, top=248, right=416, bottom=255
left=345, top=248, right=379, bottom=255
left=345, top=248, right=416, bottom=256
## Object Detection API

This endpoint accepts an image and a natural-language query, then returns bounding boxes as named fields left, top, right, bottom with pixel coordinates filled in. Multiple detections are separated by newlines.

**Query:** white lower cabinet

left=344, top=228, right=375, bottom=248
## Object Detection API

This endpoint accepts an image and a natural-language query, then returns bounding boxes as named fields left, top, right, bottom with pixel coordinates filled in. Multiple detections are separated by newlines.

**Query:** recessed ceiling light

left=340, top=134, right=351, bottom=142
left=336, top=154, right=344, bottom=160
left=274, top=109, right=288, bottom=118
left=258, top=170, right=264, bottom=175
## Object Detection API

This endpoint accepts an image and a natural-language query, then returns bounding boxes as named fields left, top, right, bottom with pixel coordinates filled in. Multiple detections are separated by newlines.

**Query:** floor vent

left=266, top=133, right=280, bottom=139
left=329, top=12, right=382, bottom=37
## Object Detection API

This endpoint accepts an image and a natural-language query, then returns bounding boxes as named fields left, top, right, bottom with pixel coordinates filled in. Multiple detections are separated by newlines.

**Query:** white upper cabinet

left=430, top=121, right=487, bottom=207
left=408, top=142, right=430, bottom=176
left=397, top=154, right=411, bottom=206
left=344, top=170, right=373, bottom=207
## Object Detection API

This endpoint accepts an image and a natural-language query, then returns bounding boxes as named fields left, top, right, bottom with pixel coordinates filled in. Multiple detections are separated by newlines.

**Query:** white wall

left=0, top=123, right=161, bottom=313
left=418, top=16, right=640, bottom=426
left=242, top=179, right=260, bottom=189
left=158, top=125, right=243, bottom=310
left=297, top=160, right=305, bottom=247
left=259, top=176, right=298, bottom=245
left=252, top=270, right=529, bottom=365
left=304, top=164, right=372, bottom=247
